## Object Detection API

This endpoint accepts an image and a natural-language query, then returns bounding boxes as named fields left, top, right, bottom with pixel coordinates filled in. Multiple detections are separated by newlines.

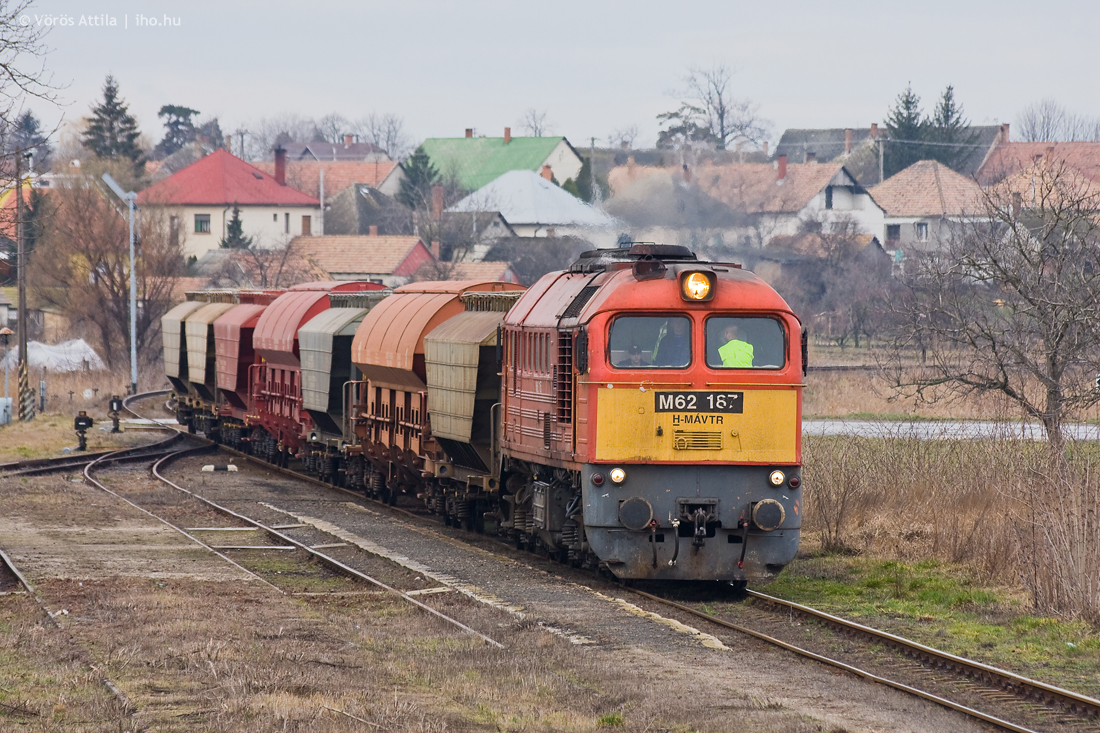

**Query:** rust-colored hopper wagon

left=347, top=280, right=523, bottom=504
left=250, top=282, right=386, bottom=464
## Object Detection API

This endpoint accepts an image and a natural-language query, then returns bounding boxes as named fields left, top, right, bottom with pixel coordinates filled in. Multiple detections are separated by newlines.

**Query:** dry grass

left=0, top=577, right=832, bottom=732
left=803, top=430, right=1100, bottom=620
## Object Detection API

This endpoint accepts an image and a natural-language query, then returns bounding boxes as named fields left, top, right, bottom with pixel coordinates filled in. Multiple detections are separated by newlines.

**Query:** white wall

left=544, top=140, right=583, bottom=184
left=156, top=204, right=320, bottom=259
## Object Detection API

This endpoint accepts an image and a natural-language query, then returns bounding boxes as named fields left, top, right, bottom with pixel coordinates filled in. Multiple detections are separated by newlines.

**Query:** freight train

left=163, top=244, right=805, bottom=582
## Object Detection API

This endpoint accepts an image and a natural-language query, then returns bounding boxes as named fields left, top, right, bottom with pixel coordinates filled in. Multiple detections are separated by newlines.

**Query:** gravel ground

left=154, top=453, right=988, bottom=733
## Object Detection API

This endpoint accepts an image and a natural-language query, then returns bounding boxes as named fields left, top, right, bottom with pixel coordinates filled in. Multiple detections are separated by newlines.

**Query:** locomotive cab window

left=705, top=317, right=786, bottom=369
left=608, top=316, right=691, bottom=369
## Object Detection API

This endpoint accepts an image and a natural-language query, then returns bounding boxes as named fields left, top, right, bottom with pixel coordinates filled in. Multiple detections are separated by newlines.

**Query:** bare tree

left=677, top=64, right=770, bottom=150
left=518, top=108, right=550, bottom=137
left=0, top=0, right=57, bottom=112
left=608, top=124, right=639, bottom=150
left=882, top=159, right=1100, bottom=454
left=241, top=113, right=315, bottom=160
left=353, top=112, right=411, bottom=159
left=29, top=160, right=184, bottom=368
left=312, top=112, right=349, bottom=143
left=1016, top=98, right=1100, bottom=142
left=217, top=236, right=316, bottom=288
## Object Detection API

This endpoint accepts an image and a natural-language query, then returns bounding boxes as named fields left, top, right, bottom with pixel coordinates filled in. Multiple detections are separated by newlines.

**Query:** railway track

left=120, top=391, right=1100, bottom=732
left=71, top=398, right=504, bottom=649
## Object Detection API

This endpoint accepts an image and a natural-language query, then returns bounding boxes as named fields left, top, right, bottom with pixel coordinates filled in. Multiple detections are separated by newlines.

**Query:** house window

left=273, top=213, right=277, bottom=222
left=825, top=186, right=833, bottom=210
left=284, top=212, right=290, bottom=233
left=886, top=224, right=901, bottom=241
left=916, top=222, right=929, bottom=241
left=194, top=214, right=211, bottom=234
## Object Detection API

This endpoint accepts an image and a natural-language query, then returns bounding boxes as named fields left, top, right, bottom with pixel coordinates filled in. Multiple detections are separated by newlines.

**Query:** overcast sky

left=23, top=0, right=1100, bottom=154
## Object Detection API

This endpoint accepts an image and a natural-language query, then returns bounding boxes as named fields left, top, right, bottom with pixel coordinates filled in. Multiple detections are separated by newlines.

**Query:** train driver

left=653, top=318, right=691, bottom=367
left=719, top=321, right=754, bottom=368
left=627, top=344, right=646, bottom=367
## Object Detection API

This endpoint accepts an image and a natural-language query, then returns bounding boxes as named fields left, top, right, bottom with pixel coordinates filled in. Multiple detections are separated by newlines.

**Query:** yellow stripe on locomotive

left=594, top=387, right=798, bottom=463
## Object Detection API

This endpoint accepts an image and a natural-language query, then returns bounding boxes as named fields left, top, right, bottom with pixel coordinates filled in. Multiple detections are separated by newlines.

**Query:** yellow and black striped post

left=17, top=361, right=33, bottom=422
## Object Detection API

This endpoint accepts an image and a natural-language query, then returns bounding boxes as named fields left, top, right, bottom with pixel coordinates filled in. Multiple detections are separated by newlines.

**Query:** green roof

left=419, top=136, right=569, bottom=191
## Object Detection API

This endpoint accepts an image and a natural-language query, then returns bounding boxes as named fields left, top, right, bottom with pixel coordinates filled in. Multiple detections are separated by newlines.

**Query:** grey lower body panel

left=581, top=463, right=801, bottom=581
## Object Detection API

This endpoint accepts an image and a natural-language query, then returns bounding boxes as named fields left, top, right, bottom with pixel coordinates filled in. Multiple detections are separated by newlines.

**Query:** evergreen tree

left=397, top=147, right=439, bottom=209
left=9, top=111, right=51, bottom=172
left=154, top=104, right=199, bottom=159
left=219, top=205, right=253, bottom=249
left=925, top=85, right=979, bottom=170
left=883, top=85, right=927, bottom=178
left=82, top=75, right=145, bottom=175
left=197, top=118, right=226, bottom=150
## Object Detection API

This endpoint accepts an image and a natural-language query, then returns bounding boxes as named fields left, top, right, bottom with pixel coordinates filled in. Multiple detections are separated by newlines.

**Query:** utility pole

left=101, top=173, right=139, bottom=396
left=589, top=136, right=598, bottom=205
left=879, top=137, right=885, bottom=184
left=15, top=151, right=32, bottom=421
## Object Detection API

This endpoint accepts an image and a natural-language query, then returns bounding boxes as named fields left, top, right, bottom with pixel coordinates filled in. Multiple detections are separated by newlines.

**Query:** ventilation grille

left=673, top=431, right=722, bottom=451
left=461, top=291, right=524, bottom=312
left=561, top=286, right=598, bottom=319
left=330, top=291, right=391, bottom=309
left=556, top=333, right=573, bottom=424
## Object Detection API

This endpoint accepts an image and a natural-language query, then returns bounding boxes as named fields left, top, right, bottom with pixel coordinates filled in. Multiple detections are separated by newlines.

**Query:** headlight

left=679, top=271, right=716, bottom=301
left=609, top=467, right=626, bottom=484
left=768, top=470, right=786, bottom=486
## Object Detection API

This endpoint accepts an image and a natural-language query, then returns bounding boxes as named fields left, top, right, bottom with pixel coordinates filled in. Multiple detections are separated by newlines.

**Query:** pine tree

left=9, top=111, right=51, bottom=172
left=82, top=75, right=145, bottom=175
left=925, top=86, right=979, bottom=170
left=219, top=205, right=253, bottom=249
left=154, top=104, right=199, bottom=159
left=397, top=147, right=439, bottom=209
left=883, top=85, right=927, bottom=178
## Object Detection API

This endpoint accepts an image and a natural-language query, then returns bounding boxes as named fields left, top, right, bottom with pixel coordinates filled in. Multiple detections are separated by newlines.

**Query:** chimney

left=844, top=129, right=853, bottom=154
left=369, top=224, right=378, bottom=236
left=225, top=134, right=233, bottom=152
left=504, top=127, right=511, bottom=144
left=762, top=141, right=768, bottom=156
left=805, top=152, right=816, bottom=164
left=546, top=228, right=556, bottom=238
left=274, top=146, right=286, bottom=185
left=541, top=164, right=553, bottom=181
left=777, top=154, right=787, bottom=181
left=344, top=134, right=354, bottom=147
left=465, top=128, right=473, bottom=138
left=431, top=184, right=444, bottom=222
left=1011, top=192, right=1022, bottom=218
left=430, top=240, right=440, bottom=259
left=1001, top=123, right=1010, bottom=144
left=870, top=123, right=878, bottom=139
left=682, top=164, right=691, bottom=183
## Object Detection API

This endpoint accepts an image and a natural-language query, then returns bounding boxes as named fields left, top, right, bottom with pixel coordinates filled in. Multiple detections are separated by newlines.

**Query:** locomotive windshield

left=608, top=316, right=691, bottom=368
left=705, top=317, right=786, bottom=369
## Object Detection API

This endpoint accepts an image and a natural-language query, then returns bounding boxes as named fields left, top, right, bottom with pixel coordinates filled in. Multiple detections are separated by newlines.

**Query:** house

left=251, top=159, right=404, bottom=200
left=414, top=260, right=521, bottom=284
left=976, top=124, right=1100, bottom=185
left=447, top=170, right=620, bottom=245
left=282, top=136, right=389, bottom=162
left=437, top=211, right=516, bottom=261
left=606, top=157, right=885, bottom=249
left=324, top=185, right=414, bottom=236
left=137, top=148, right=320, bottom=260
left=419, top=128, right=584, bottom=191
left=292, top=235, right=435, bottom=288
left=869, top=160, right=985, bottom=253
left=776, top=123, right=1004, bottom=185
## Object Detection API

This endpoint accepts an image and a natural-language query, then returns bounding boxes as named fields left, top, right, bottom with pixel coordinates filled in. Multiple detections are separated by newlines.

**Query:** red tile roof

left=612, top=160, right=849, bottom=214
left=252, top=160, right=399, bottom=198
left=293, top=235, right=432, bottom=278
left=869, top=160, right=984, bottom=217
left=977, top=142, right=1100, bottom=185
left=694, top=161, right=847, bottom=214
left=137, top=149, right=319, bottom=207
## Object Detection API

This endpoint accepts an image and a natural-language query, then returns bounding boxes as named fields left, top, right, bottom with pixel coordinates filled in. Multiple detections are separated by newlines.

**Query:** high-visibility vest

left=719, top=339, right=753, bottom=368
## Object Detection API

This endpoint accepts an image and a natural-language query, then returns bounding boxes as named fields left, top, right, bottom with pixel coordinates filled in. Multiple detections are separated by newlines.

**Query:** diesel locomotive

left=163, top=244, right=805, bottom=583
